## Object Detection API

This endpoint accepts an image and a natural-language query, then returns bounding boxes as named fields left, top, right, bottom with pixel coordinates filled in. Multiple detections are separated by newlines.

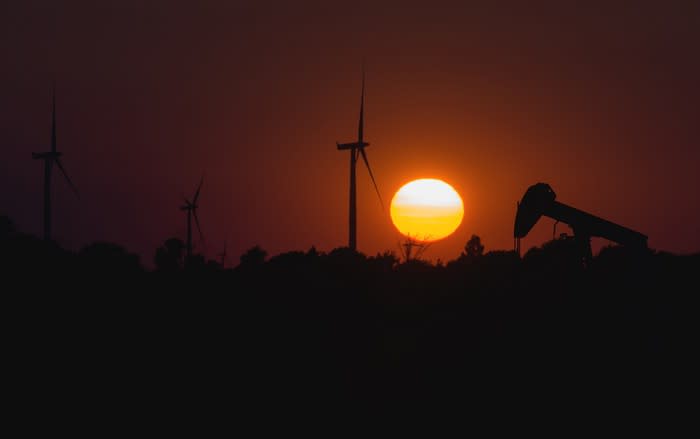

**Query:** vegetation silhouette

left=2, top=213, right=695, bottom=413
left=154, top=237, right=185, bottom=271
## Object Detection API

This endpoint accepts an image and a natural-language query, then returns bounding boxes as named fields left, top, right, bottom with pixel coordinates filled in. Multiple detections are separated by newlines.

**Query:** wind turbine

left=336, top=67, right=383, bottom=251
left=32, top=87, right=79, bottom=241
left=218, top=241, right=227, bottom=268
left=181, top=177, right=204, bottom=261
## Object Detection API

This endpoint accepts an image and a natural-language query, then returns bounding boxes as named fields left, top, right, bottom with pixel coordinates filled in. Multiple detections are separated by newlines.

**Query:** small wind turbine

left=218, top=241, right=227, bottom=268
left=336, top=66, right=383, bottom=251
left=32, top=86, right=79, bottom=241
left=181, top=177, right=204, bottom=261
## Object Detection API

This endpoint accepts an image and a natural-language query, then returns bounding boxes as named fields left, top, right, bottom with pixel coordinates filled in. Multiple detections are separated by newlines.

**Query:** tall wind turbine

left=181, top=177, right=204, bottom=261
left=336, top=67, right=383, bottom=251
left=32, top=87, right=79, bottom=241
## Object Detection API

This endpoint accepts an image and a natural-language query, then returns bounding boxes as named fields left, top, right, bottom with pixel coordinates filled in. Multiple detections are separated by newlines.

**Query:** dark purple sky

left=2, top=1, right=699, bottom=265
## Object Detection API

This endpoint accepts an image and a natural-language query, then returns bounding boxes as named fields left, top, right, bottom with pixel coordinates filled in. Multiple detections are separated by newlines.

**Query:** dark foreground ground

left=2, top=224, right=697, bottom=425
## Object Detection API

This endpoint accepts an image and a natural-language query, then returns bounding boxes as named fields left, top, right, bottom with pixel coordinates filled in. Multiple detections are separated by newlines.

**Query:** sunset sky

left=1, top=1, right=699, bottom=265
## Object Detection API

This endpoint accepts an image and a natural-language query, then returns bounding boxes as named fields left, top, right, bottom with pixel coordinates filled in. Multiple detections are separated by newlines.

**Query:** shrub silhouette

left=0, top=215, right=17, bottom=239
left=2, top=213, right=693, bottom=410
left=238, top=245, right=267, bottom=270
left=462, top=234, right=485, bottom=259
left=154, top=238, right=185, bottom=271
left=79, top=242, right=143, bottom=274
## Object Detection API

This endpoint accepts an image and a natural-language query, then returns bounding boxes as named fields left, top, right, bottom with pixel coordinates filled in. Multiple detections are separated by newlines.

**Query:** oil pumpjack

left=514, top=183, right=648, bottom=264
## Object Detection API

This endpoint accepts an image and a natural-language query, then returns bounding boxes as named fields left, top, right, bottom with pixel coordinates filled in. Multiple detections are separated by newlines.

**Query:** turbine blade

left=358, top=65, right=365, bottom=143
left=359, top=148, right=383, bottom=210
left=193, top=176, right=204, bottom=204
left=193, top=208, right=204, bottom=243
left=55, top=158, right=79, bottom=198
left=51, top=84, right=57, bottom=153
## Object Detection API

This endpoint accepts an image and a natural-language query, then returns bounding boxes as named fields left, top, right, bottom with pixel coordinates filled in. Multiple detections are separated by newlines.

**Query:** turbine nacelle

left=181, top=201, right=198, bottom=210
left=336, top=141, right=369, bottom=150
left=32, top=151, right=62, bottom=160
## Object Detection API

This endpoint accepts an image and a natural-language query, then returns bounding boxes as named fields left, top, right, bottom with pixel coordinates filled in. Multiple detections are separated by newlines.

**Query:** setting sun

left=390, top=178, right=464, bottom=242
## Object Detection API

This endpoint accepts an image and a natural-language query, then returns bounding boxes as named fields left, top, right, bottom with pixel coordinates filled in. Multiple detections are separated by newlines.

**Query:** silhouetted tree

left=307, top=246, right=319, bottom=258
left=368, top=250, right=399, bottom=273
left=185, top=253, right=206, bottom=270
left=523, top=235, right=580, bottom=266
left=325, top=247, right=368, bottom=278
left=238, top=245, right=267, bottom=270
left=79, top=242, right=143, bottom=274
left=267, top=250, right=306, bottom=268
left=154, top=238, right=185, bottom=271
left=1, top=212, right=695, bottom=409
left=462, top=234, right=484, bottom=259
left=396, top=257, right=434, bottom=273
left=0, top=215, right=17, bottom=240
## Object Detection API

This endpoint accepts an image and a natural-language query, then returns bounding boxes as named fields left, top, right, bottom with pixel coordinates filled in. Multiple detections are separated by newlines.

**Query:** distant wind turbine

left=32, top=86, right=79, bottom=241
left=181, top=177, right=204, bottom=261
left=336, top=67, right=383, bottom=251
left=218, top=240, right=227, bottom=268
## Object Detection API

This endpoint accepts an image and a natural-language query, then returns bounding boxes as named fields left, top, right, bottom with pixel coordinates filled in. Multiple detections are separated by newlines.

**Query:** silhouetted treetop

left=238, top=245, right=267, bottom=271
left=154, top=238, right=185, bottom=272
left=462, top=234, right=485, bottom=259
left=79, top=242, right=142, bottom=273
left=0, top=215, right=17, bottom=239
left=0, top=211, right=695, bottom=413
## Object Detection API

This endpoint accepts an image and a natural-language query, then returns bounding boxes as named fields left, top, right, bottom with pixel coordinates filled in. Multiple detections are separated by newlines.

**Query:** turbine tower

left=32, top=87, right=79, bottom=241
left=181, top=177, right=204, bottom=261
left=336, top=67, right=383, bottom=251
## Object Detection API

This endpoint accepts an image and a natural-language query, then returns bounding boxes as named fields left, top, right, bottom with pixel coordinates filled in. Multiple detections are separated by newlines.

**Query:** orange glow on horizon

left=390, top=178, right=464, bottom=242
